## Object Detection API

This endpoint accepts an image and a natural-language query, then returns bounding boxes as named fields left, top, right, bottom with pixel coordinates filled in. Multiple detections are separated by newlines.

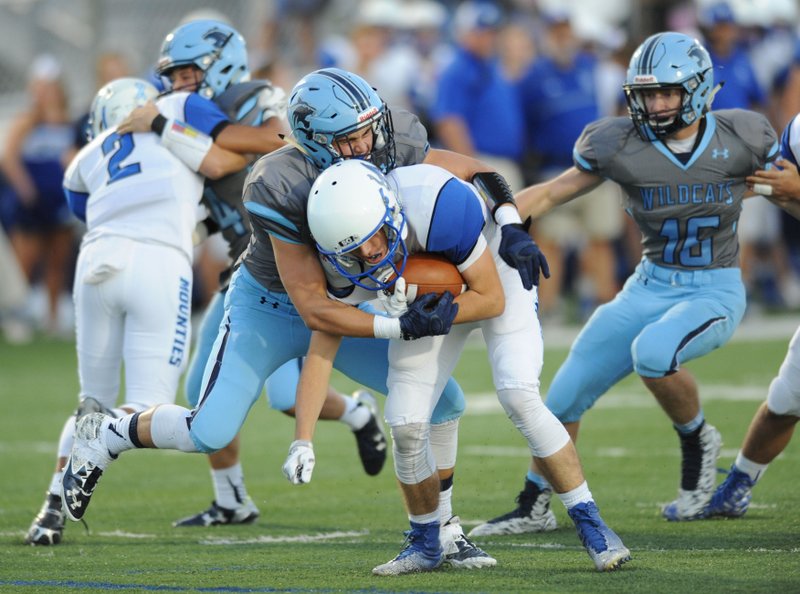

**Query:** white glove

left=282, top=440, right=315, bottom=485
left=378, top=277, right=409, bottom=317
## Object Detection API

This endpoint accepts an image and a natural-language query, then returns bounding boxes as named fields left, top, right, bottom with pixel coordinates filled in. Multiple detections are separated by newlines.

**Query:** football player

left=61, top=67, right=542, bottom=568
left=175, top=80, right=389, bottom=527
left=283, top=159, right=631, bottom=575
left=24, top=77, right=245, bottom=546
left=470, top=31, right=781, bottom=535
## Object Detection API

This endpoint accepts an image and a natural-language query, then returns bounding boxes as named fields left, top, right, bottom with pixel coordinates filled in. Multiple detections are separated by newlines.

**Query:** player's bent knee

left=766, top=375, right=800, bottom=417
left=391, top=422, right=436, bottom=484
left=498, top=389, right=570, bottom=458
left=631, top=334, right=672, bottom=377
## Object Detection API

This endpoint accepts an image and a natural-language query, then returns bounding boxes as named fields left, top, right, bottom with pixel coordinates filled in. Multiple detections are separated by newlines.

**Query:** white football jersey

left=63, top=95, right=206, bottom=261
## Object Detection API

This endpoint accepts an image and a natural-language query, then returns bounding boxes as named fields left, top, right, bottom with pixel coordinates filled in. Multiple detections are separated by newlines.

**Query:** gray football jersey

left=239, top=109, right=430, bottom=293
left=574, top=109, right=778, bottom=269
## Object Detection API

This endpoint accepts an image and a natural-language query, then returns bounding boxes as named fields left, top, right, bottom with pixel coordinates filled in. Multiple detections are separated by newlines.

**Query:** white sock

left=735, top=453, right=767, bottom=483
left=557, top=481, right=593, bottom=510
left=104, top=414, right=138, bottom=456
left=439, top=485, right=453, bottom=523
left=148, top=405, right=198, bottom=452
left=339, top=395, right=370, bottom=431
left=212, top=462, right=249, bottom=509
left=409, top=509, right=440, bottom=525
left=48, top=470, right=63, bottom=496
left=57, top=414, right=76, bottom=459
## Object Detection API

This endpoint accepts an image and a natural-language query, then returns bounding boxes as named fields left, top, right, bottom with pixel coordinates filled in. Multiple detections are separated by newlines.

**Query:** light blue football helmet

left=157, top=19, right=249, bottom=100
left=88, top=78, right=159, bottom=139
left=288, top=68, right=396, bottom=173
left=623, top=32, right=714, bottom=140
left=307, top=160, right=407, bottom=291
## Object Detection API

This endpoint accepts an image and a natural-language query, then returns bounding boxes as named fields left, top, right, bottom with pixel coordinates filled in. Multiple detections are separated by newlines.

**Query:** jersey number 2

left=660, top=216, right=720, bottom=267
left=102, top=132, right=141, bottom=184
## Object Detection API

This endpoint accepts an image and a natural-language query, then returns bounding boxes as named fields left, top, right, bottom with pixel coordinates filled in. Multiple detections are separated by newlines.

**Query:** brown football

left=388, top=253, right=467, bottom=303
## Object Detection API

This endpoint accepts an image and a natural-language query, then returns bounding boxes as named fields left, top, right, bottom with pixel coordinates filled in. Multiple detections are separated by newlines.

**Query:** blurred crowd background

left=1, top=0, right=800, bottom=345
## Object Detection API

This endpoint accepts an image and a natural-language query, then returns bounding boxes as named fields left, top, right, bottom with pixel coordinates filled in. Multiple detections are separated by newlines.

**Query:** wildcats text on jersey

left=638, top=182, right=734, bottom=210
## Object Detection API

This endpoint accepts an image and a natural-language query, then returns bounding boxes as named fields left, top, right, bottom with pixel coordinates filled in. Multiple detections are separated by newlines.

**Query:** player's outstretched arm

left=215, top=117, right=287, bottom=156
left=282, top=330, right=341, bottom=485
left=515, top=166, right=603, bottom=220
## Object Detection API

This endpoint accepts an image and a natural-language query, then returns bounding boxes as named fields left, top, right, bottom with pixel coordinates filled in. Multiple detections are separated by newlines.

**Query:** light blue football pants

left=546, top=258, right=746, bottom=423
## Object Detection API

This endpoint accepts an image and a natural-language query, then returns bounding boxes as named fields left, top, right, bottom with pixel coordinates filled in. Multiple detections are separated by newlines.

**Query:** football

left=388, top=253, right=467, bottom=303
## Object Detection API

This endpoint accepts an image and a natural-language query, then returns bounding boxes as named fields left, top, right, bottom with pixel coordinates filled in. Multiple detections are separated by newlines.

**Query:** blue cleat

left=568, top=501, right=631, bottom=572
left=372, top=522, right=444, bottom=576
left=704, top=466, right=755, bottom=518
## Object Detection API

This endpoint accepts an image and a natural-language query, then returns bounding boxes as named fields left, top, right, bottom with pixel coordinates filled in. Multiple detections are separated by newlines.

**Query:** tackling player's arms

left=293, top=330, right=342, bottom=442
left=270, top=237, right=378, bottom=337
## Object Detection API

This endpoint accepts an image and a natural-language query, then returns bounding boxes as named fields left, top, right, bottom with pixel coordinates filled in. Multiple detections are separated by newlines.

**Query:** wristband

left=495, top=204, right=523, bottom=226
left=151, top=114, right=167, bottom=135
left=373, top=314, right=402, bottom=339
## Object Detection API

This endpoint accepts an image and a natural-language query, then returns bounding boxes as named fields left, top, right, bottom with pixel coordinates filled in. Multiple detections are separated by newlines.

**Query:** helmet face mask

left=623, top=32, right=714, bottom=140
left=157, top=19, right=249, bottom=100
left=288, top=68, right=396, bottom=173
left=307, top=160, right=407, bottom=291
left=88, top=77, right=159, bottom=139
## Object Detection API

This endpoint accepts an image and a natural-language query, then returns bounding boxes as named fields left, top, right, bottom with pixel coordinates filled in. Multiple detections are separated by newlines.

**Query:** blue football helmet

left=307, top=160, right=407, bottom=291
left=623, top=32, right=714, bottom=140
left=287, top=68, right=396, bottom=173
left=214, top=79, right=287, bottom=126
left=157, top=19, right=249, bottom=100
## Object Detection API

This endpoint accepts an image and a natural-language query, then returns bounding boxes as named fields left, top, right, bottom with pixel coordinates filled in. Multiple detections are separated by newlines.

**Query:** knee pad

left=767, top=374, right=800, bottom=417
left=632, top=333, right=672, bottom=378
left=498, top=389, right=570, bottom=458
left=429, top=418, right=459, bottom=469
left=390, top=422, right=437, bottom=484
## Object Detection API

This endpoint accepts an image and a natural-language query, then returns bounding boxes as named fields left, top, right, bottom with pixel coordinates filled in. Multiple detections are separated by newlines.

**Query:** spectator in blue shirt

left=432, top=0, right=525, bottom=190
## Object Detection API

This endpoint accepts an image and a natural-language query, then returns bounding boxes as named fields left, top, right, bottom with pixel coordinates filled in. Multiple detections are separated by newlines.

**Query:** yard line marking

left=200, top=530, right=367, bottom=546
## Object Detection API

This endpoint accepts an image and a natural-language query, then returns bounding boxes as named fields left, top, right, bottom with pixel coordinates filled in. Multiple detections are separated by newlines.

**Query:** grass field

left=1, top=327, right=799, bottom=593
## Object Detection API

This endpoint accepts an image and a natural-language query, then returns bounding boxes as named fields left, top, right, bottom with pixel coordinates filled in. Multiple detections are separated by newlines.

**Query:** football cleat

left=61, top=413, right=116, bottom=521
left=351, top=390, right=388, bottom=476
left=173, top=497, right=260, bottom=527
left=468, top=479, right=557, bottom=536
left=440, top=516, right=497, bottom=569
left=703, top=466, right=755, bottom=519
left=568, top=501, right=631, bottom=572
left=75, top=396, right=117, bottom=421
left=662, top=423, right=722, bottom=521
left=24, top=493, right=65, bottom=546
left=372, top=523, right=444, bottom=576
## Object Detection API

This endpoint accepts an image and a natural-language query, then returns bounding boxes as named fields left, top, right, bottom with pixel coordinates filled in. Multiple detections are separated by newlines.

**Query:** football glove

left=378, top=277, right=409, bottom=317
left=499, top=221, right=550, bottom=290
left=398, top=291, right=458, bottom=340
left=282, top=440, right=315, bottom=485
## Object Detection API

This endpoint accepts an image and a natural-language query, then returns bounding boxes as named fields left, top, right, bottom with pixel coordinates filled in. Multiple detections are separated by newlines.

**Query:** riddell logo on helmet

left=634, top=75, right=658, bottom=84
left=358, top=107, right=379, bottom=122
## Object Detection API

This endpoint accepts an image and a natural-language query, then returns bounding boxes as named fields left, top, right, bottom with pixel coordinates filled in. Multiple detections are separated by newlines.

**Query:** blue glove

left=499, top=222, right=550, bottom=290
left=399, top=291, right=459, bottom=340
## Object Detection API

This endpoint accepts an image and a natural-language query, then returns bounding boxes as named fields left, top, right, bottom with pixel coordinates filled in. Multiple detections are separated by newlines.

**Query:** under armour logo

left=260, top=296, right=278, bottom=309
left=712, top=148, right=729, bottom=160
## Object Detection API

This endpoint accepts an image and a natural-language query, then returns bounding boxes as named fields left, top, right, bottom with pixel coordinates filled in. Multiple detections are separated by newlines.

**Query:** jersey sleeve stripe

left=244, top=202, right=300, bottom=233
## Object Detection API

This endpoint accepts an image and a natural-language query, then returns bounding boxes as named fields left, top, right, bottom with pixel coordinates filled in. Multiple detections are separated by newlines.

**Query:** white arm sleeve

left=159, top=119, right=213, bottom=172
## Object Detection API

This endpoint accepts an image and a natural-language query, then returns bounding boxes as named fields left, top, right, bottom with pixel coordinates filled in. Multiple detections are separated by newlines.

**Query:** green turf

left=1, top=335, right=798, bottom=593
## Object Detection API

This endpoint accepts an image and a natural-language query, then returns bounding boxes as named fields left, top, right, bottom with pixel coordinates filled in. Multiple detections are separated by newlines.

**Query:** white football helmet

left=88, top=77, right=158, bottom=139
left=307, top=160, right=407, bottom=290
